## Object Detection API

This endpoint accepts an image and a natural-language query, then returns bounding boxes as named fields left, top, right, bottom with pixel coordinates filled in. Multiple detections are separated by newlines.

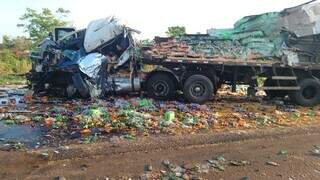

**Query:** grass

left=0, top=74, right=27, bottom=85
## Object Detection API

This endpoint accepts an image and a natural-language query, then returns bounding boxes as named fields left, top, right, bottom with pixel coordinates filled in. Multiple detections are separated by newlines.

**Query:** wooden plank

left=161, top=58, right=274, bottom=68
left=141, top=56, right=320, bottom=70
left=255, top=86, right=300, bottom=91
left=167, top=56, right=275, bottom=65
left=272, top=76, right=297, bottom=80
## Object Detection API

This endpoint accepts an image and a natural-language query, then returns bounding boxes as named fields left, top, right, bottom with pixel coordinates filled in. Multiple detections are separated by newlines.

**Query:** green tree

left=166, top=26, right=186, bottom=38
left=2, top=35, right=15, bottom=49
left=140, top=39, right=153, bottom=46
left=17, top=8, right=70, bottom=44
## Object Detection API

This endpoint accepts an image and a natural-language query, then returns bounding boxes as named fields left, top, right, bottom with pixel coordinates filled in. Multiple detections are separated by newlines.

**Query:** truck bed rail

left=141, top=55, right=320, bottom=70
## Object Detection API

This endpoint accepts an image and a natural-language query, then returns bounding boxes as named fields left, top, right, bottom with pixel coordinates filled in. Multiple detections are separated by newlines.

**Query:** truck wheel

left=72, top=73, right=90, bottom=98
left=146, top=73, right=177, bottom=100
left=183, top=75, right=213, bottom=104
left=264, top=79, right=287, bottom=99
left=290, top=78, right=320, bottom=106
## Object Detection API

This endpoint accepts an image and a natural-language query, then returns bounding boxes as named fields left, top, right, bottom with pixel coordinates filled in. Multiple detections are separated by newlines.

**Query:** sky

left=0, top=0, right=310, bottom=41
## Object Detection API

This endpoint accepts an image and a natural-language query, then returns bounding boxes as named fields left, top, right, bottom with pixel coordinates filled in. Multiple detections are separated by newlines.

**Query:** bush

left=0, top=49, right=31, bottom=75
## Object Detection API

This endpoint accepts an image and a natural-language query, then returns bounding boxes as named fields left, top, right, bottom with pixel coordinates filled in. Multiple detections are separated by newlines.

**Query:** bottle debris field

left=0, top=85, right=320, bottom=150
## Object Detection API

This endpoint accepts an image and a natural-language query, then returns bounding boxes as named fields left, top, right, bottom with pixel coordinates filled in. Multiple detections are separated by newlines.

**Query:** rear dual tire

left=290, top=78, right=320, bottom=106
left=146, top=73, right=214, bottom=104
left=183, top=75, right=214, bottom=104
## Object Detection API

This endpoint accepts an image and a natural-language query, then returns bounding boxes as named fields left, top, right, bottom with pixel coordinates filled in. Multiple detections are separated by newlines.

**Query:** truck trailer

left=27, top=1, right=320, bottom=106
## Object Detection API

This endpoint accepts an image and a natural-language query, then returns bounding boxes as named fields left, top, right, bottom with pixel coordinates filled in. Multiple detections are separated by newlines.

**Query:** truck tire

left=72, top=73, right=90, bottom=98
left=264, top=79, right=287, bottom=99
left=146, top=73, right=177, bottom=100
left=183, top=75, right=213, bottom=104
left=290, top=78, right=320, bottom=106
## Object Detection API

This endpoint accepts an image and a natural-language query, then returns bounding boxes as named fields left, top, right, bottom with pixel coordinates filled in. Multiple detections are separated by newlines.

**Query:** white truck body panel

left=84, top=17, right=124, bottom=53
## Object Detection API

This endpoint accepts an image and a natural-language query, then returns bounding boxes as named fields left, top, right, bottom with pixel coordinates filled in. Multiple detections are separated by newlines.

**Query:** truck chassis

left=142, top=56, right=320, bottom=106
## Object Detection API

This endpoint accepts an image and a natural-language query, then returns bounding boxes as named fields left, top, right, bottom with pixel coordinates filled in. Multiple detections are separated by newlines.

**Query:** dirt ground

left=1, top=85, right=320, bottom=179
left=1, top=125, right=320, bottom=180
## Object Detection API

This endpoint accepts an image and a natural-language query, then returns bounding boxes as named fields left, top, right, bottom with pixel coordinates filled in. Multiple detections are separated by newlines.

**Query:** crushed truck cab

left=28, top=17, right=141, bottom=99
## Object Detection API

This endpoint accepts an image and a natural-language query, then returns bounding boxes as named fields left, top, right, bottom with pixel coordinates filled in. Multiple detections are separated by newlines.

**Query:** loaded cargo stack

left=143, top=0, right=320, bottom=67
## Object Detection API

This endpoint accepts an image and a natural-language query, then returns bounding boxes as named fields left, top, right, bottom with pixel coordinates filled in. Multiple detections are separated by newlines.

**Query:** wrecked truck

left=28, top=17, right=141, bottom=99
left=28, top=1, right=320, bottom=106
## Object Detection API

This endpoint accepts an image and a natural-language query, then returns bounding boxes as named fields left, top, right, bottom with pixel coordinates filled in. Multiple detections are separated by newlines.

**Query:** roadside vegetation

left=0, top=8, right=69, bottom=85
left=0, top=38, right=31, bottom=85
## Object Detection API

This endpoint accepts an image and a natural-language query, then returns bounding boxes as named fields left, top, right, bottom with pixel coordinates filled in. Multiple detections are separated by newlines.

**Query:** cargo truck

left=27, top=1, right=320, bottom=106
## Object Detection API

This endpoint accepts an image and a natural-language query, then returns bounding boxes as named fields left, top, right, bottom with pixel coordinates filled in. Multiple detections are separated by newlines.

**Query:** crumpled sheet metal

left=280, top=0, right=320, bottom=37
left=62, top=50, right=81, bottom=61
left=78, top=53, right=106, bottom=79
left=114, top=47, right=133, bottom=69
left=84, top=16, right=125, bottom=53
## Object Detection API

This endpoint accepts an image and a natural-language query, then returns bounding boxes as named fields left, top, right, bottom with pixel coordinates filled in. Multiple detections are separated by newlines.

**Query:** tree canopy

left=166, top=26, right=186, bottom=38
left=17, top=8, right=70, bottom=44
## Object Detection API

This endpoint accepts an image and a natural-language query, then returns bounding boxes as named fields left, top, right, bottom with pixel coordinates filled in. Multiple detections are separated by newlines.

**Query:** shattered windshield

left=57, top=30, right=73, bottom=40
